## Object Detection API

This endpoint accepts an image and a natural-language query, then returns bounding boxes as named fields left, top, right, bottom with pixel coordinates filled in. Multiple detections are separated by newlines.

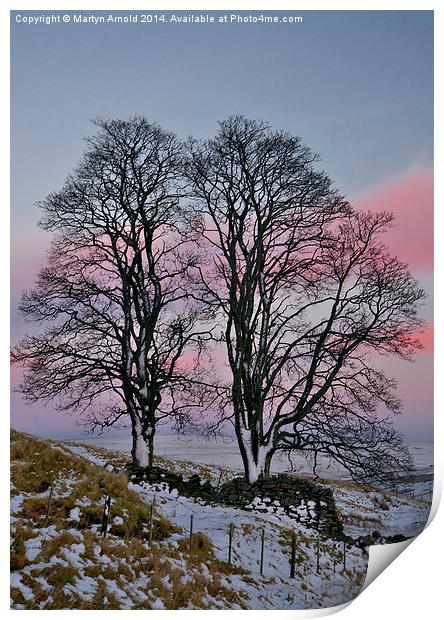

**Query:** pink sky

left=353, top=168, right=433, bottom=440
left=354, top=168, right=433, bottom=272
left=11, top=168, right=434, bottom=441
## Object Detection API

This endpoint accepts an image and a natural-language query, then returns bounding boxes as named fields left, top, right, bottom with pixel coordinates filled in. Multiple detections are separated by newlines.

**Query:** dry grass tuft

left=44, top=563, right=80, bottom=587
left=40, top=531, right=79, bottom=562
left=178, top=531, right=214, bottom=561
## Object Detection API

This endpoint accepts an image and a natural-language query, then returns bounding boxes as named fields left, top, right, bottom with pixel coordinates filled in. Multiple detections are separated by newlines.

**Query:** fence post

left=343, top=540, right=346, bottom=572
left=290, top=532, right=296, bottom=578
left=228, top=523, right=234, bottom=564
left=44, top=484, right=54, bottom=527
left=189, top=514, right=194, bottom=552
left=316, top=533, right=320, bottom=574
left=333, top=558, right=336, bottom=584
left=148, top=501, right=154, bottom=545
left=101, top=494, right=111, bottom=538
left=260, top=527, right=265, bottom=575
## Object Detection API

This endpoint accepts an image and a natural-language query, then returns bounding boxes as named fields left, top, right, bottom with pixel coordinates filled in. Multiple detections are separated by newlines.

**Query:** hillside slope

left=10, top=430, right=248, bottom=609
left=11, top=430, right=428, bottom=610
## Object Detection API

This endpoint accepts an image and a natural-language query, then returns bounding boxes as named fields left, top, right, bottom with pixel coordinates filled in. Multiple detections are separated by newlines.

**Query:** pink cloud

left=353, top=169, right=433, bottom=272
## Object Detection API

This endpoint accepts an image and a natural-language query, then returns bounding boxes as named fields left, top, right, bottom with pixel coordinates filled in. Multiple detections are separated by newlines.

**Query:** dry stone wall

left=127, top=465, right=344, bottom=538
left=218, top=475, right=343, bottom=537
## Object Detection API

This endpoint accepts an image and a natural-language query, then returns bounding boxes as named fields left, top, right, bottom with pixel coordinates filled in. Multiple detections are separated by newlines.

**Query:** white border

left=2, top=2, right=441, bottom=618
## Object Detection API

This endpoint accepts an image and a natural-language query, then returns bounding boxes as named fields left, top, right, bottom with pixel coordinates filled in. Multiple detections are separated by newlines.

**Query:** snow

left=75, top=496, right=91, bottom=508
left=134, top=420, right=149, bottom=468
left=103, top=579, right=133, bottom=607
left=10, top=574, right=34, bottom=601
left=10, top=494, right=24, bottom=523
left=126, top=478, right=367, bottom=608
left=237, top=426, right=272, bottom=483
left=65, top=576, right=96, bottom=601
left=69, top=507, right=81, bottom=522
left=62, top=543, right=86, bottom=568
left=330, top=484, right=430, bottom=540
left=76, top=436, right=432, bottom=544
left=161, top=575, right=173, bottom=591
left=67, top=445, right=108, bottom=466
left=25, top=535, right=44, bottom=561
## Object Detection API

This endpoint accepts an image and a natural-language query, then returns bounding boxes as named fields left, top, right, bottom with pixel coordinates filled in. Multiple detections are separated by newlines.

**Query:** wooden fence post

left=290, top=532, right=296, bottom=578
left=316, top=533, right=320, bottom=574
left=44, top=484, right=54, bottom=527
left=260, top=528, right=265, bottom=575
left=343, top=540, right=346, bottom=572
left=189, top=514, right=194, bottom=552
left=101, top=494, right=111, bottom=538
left=228, top=523, right=234, bottom=564
left=148, top=501, right=154, bottom=545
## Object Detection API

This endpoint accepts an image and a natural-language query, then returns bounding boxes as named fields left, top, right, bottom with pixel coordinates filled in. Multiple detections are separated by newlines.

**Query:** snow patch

left=69, top=507, right=81, bottom=522
left=10, top=573, right=34, bottom=601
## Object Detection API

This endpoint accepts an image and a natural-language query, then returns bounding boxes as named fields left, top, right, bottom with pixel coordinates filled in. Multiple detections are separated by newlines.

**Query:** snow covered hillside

left=10, top=430, right=432, bottom=610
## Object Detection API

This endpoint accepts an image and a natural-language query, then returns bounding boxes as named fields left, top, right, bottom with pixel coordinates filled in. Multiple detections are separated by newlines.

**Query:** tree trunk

left=144, top=423, right=155, bottom=468
left=131, top=418, right=155, bottom=468
left=264, top=450, right=274, bottom=479
left=237, top=426, right=271, bottom=484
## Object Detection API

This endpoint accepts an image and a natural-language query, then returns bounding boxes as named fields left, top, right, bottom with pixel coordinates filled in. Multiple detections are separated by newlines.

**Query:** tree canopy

left=12, top=117, right=213, bottom=467
left=185, top=115, right=423, bottom=484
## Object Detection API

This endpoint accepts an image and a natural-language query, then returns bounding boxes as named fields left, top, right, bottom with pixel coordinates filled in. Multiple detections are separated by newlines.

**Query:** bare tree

left=12, top=117, right=213, bottom=468
left=185, top=115, right=424, bottom=485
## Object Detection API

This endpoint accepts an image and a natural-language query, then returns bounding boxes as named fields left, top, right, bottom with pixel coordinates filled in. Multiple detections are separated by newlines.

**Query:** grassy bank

left=10, top=430, right=247, bottom=610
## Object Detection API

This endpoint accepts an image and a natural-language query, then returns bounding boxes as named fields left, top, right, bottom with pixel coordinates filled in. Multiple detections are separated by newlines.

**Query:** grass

left=11, top=430, right=178, bottom=541
left=10, top=429, right=247, bottom=610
